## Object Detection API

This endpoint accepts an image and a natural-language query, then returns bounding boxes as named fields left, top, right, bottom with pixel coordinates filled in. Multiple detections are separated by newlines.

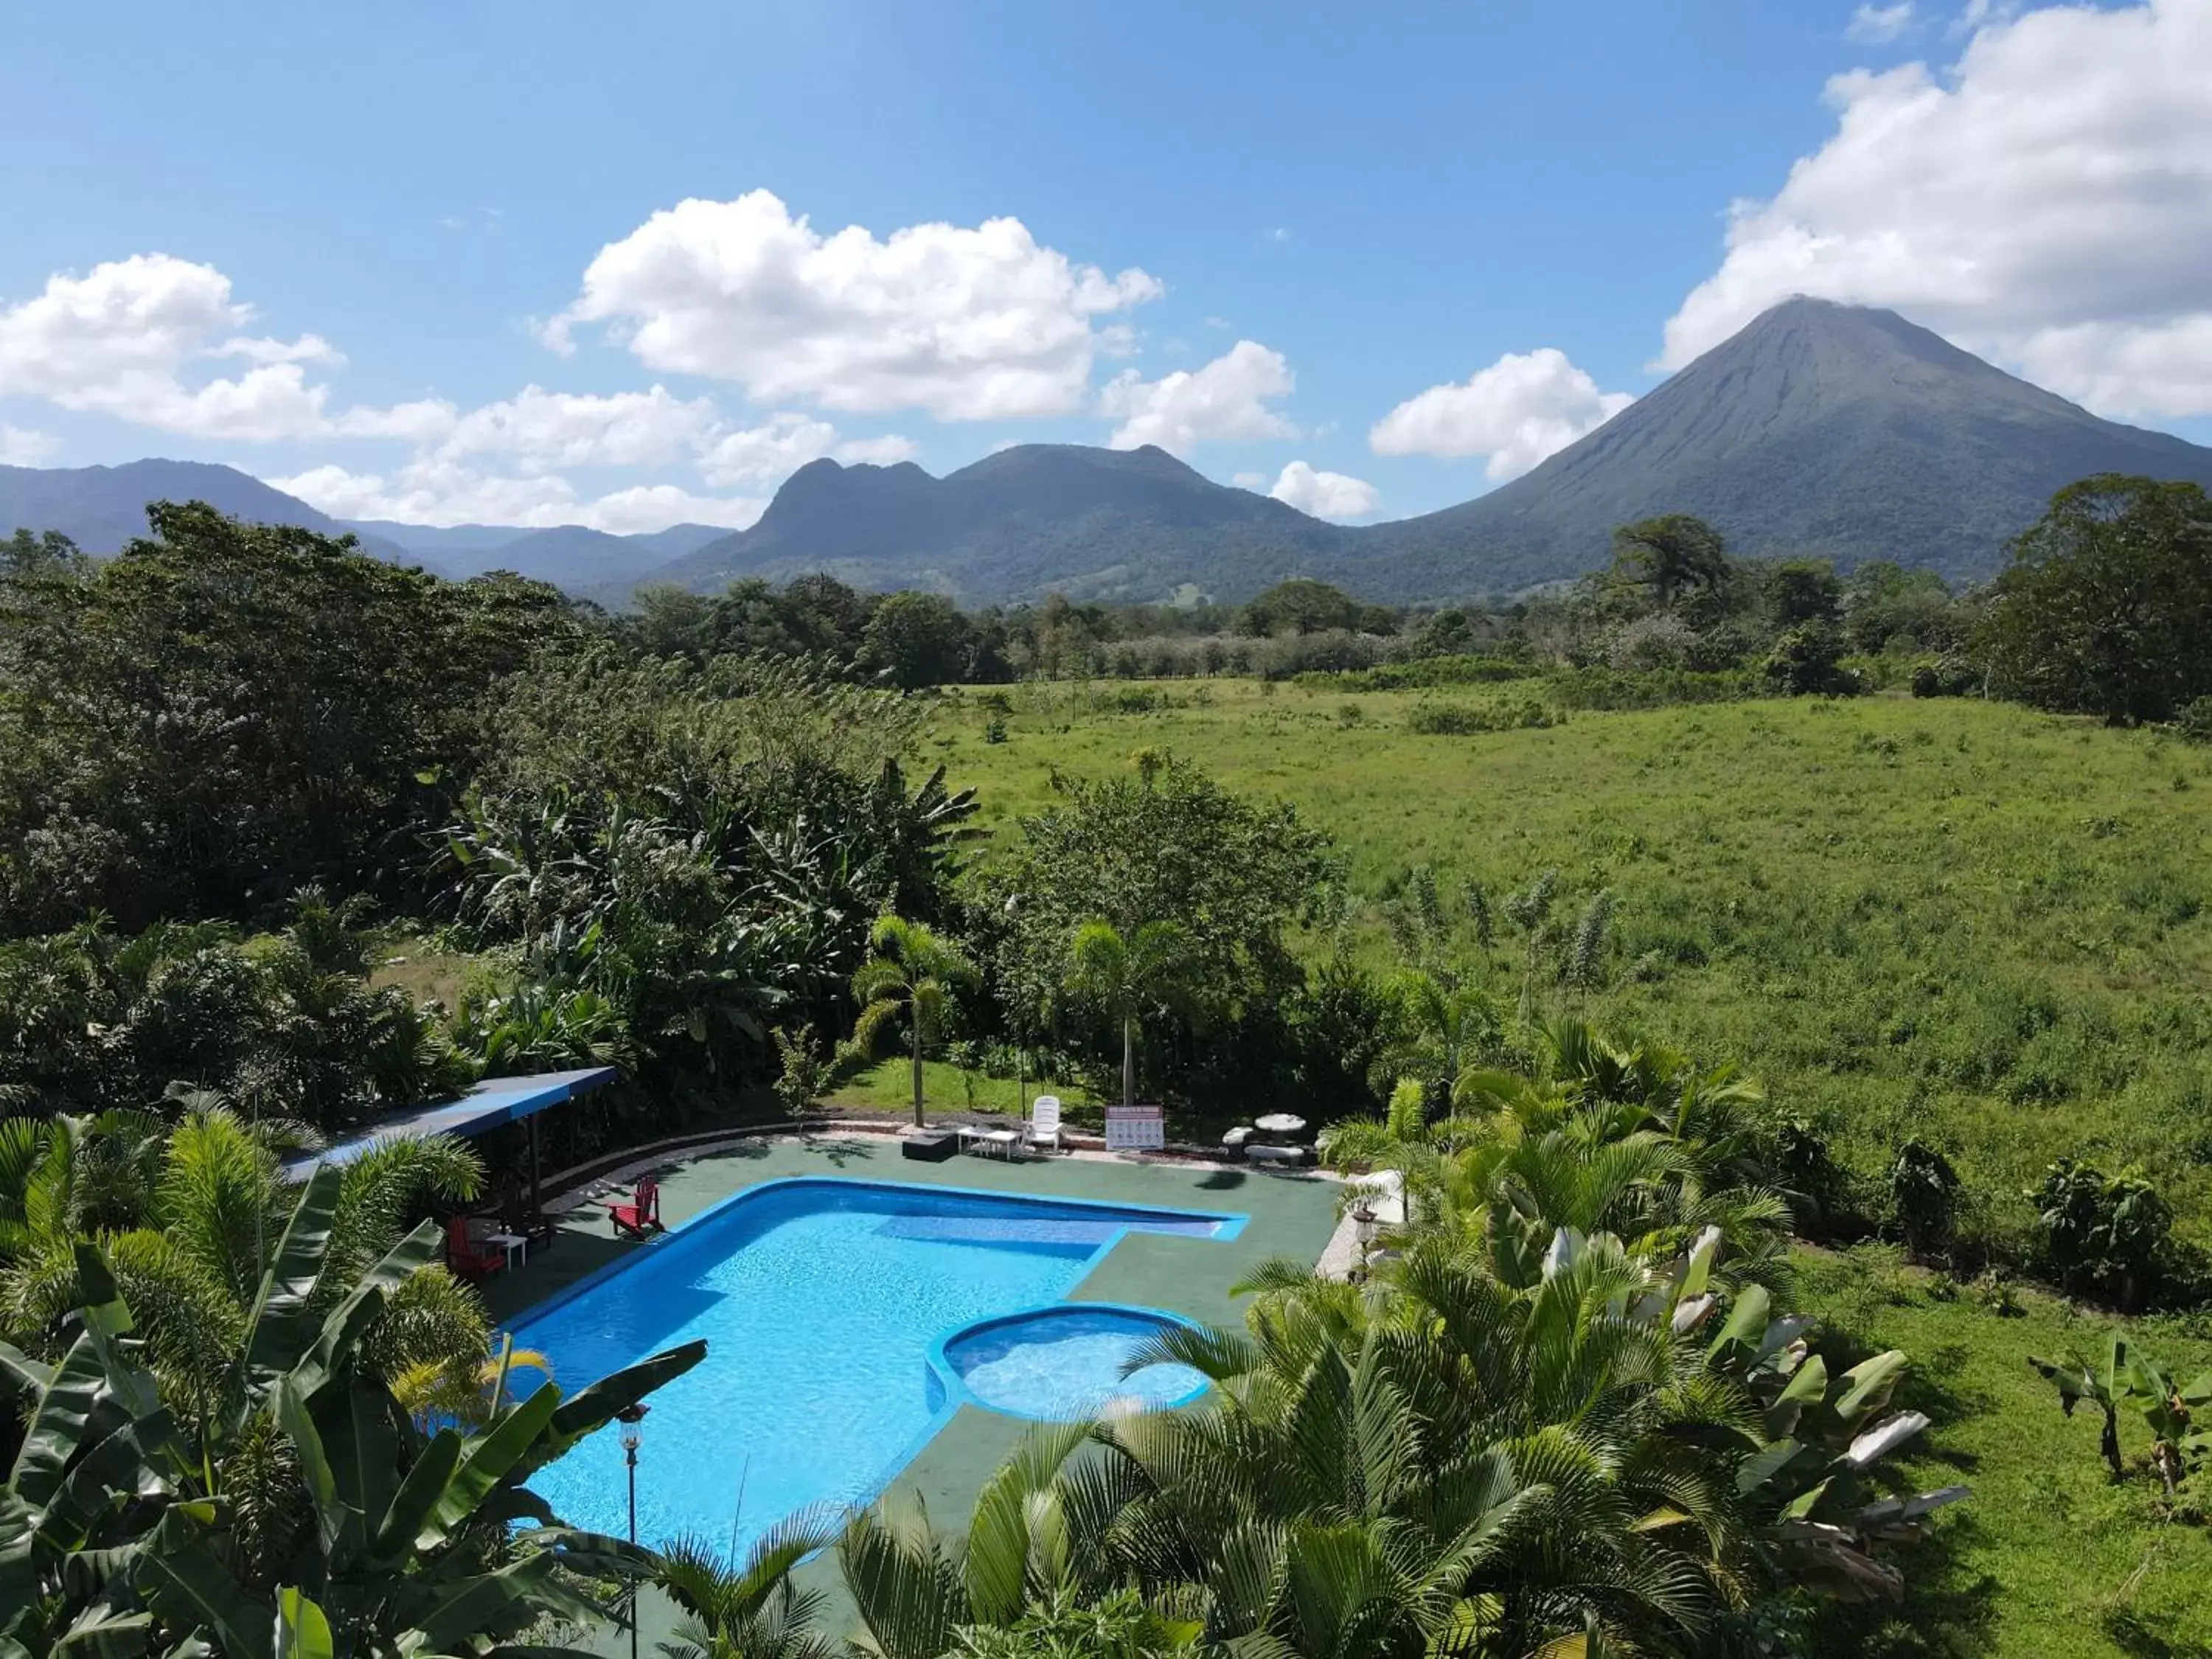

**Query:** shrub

left=1544, top=666, right=1759, bottom=711
left=1910, top=655, right=1980, bottom=698
left=1888, top=1138, right=1961, bottom=1259
left=1406, top=697, right=1558, bottom=735
left=1769, top=1114, right=1858, bottom=1238
left=2174, top=695, right=2212, bottom=744
left=2029, top=1158, right=2171, bottom=1310
left=1298, top=655, right=1535, bottom=692
left=1764, top=622, right=1860, bottom=696
left=773, top=1023, right=831, bottom=1116
left=1606, top=613, right=1699, bottom=672
left=1385, top=1077, right=1425, bottom=1140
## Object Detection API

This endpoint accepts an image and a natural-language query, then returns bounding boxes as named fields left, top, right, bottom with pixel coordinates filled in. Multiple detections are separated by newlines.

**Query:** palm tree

left=0, top=1099, right=489, bottom=1441
left=852, top=916, right=979, bottom=1128
left=838, top=1425, right=1204, bottom=1659
left=655, top=1509, right=846, bottom=1659
left=1062, top=919, right=1193, bottom=1110
left=1371, top=970, right=1500, bottom=1105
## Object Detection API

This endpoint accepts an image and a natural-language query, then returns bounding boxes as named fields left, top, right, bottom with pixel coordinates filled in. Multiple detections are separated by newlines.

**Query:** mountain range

left=7, top=299, right=2212, bottom=605
left=348, top=519, right=729, bottom=589
left=0, top=459, right=419, bottom=566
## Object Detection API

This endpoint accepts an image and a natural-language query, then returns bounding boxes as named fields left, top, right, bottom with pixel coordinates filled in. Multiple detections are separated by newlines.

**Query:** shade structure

left=279, top=1066, right=617, bottom=1183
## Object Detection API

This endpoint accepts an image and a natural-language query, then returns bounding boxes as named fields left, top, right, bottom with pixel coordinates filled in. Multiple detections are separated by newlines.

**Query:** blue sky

left=4, top=0, right=2208, bottom=531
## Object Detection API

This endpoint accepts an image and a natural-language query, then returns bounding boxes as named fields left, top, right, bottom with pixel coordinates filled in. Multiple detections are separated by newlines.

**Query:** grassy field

left=933, top=678, right=2212, bottom=1251
left=1793, top=1247, right=2212, bottom=1658
left=923, top=677, right=2212, bottom=1655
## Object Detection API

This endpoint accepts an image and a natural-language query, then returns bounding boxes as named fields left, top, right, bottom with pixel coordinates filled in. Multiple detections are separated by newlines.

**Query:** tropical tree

left=0, top=1102, right=490, bottom=1447
left=1062, top=919, right=1194, bottom=1109
left=1371, top=970, right=1501, bottom=1105
left=655, top=1509, right=847, bottom=1659
left=837, top=1426, right=1206, bottom=1659
left=836, top=1221, right=1953, bottom=1658
left=983, top=756, right=1331, bottom=1106
left=853, top=917, right=980, bottom=1127
left=2031, top=1334, right=2212, bottom=1498
left=0, top=1176, right=707, bottom=1656
left=1976, top=473, right=2212, bottom=723
left=1609, top=513, right=1733, bottom=613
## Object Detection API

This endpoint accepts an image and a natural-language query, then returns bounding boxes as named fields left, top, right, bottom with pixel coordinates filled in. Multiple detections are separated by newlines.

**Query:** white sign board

left=1104, top=1104, right=1165, bottom=1151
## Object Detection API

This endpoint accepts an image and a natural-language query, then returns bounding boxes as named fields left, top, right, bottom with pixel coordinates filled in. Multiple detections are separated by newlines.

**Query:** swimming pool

left=510, top=1175, right=1241, bottom=1548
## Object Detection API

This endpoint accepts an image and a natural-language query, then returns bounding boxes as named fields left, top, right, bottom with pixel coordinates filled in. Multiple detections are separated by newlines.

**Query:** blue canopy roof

left=280, top=1066, right=616, bottom=1180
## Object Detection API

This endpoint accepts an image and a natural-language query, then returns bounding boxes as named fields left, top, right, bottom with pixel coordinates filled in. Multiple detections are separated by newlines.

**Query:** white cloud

left=1266, top=460, right=1380, bottom=520
left=437, top=383, right=719, bottom=470
left=835, top=434, right=919, bottom=466
left=1662, top=0, right=2212, bottom=417
left=1099, top=339, right=1298, bottom=453
left=575, top=484, right=767, bottom=535
left=334, top=399, right=463, bottom=445
left=0, top=425, right=59, bottom=465
left=698, top=412, right=838, bottom=486
left=543, top=189, right=1163, bottom=420
left=0, top=254, right=339, bottom=440
left=2009, top=316, right=2212, bottom=420
left=270, top=460, right=765, bottom=534
left=1847, top=3, right=1914, bottom=43
left=1369, top=348, right=1632, bottom=480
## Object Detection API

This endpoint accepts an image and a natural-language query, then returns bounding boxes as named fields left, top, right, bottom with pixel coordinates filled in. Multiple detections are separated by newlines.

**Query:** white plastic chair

left=1025, top=1094, right=1064, bottom=1152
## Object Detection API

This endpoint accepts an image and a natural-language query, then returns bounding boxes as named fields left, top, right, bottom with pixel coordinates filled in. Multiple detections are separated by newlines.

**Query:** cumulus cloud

left=270, top=460, right=767, bottom=533
left=1266, top=460, right=1380, bottom=521
left=0, top=425, right=59, bottom=465
left=1662, top=0, right=2212, bottom=417
left=1369, top=348, right=1632, bottom=481
left=1, top=244, right=922, bottom=528
left=0, top=254, right=341, bottom=440
left=543, top=189, right=1163, bottom=420
left=1099, top=340, right=1298, bottom=453
left=835, top=434, right=919, bottom=466
left=1846, top=3, right=1914, bottom=43
left=697, top=413, right=838, bottom=486
left=436, top=384, right=720, bottom=470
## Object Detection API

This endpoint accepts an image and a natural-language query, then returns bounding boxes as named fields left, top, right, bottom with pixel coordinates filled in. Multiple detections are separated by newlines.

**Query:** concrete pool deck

left=479, top=1131, right=1344, bottom=1652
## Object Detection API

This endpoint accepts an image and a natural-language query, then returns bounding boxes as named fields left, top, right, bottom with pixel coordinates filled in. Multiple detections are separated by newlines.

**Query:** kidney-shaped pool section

left=509, top=1176, right=1241, bottom=1550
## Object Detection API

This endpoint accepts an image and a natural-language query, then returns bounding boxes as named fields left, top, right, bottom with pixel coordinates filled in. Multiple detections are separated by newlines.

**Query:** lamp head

left=616, top=1401, right=648, bottom=1452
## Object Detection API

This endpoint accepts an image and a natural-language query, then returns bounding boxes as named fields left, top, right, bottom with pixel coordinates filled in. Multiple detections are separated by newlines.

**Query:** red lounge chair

left=608, top=1177, right=662, bottom=1239
left=445, top=1214, right=504, bottom=1281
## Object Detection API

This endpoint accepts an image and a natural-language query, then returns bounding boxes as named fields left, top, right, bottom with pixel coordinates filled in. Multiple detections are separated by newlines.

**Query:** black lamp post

left=617, top=1403, right=650, bottom=1659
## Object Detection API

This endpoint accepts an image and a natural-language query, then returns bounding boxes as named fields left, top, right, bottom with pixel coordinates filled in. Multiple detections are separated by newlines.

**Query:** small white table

left=960, top=1127, right=1022, bottom=1161
left=481, top=1231, right=529, bottom=1273
left=1255, top=1113, right=1308, bottom=1138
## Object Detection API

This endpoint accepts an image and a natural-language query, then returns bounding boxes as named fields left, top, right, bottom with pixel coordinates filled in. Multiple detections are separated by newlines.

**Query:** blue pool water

left=511, top=1176, right=1237, bottom=1548
left=942, top=1307, right=1211, bottom=1420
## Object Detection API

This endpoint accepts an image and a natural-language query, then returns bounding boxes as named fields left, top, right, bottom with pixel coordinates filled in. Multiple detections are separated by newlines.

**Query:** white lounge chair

left=1025, top=1095, right=1064, bottom=1153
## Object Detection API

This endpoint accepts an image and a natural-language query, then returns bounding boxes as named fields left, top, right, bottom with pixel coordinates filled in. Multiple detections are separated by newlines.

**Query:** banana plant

left=1706, top=1279, right=1969, bottom=1601
left=2033, top=1335, right=2212, bottom=1498
left=1, top=1169, right=707, bottom=1658
left=0, top=1244, right=198, bottom=1658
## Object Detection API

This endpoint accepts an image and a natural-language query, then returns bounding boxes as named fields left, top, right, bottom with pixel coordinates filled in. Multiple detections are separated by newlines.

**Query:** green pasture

left=923, top=677, right=2212, bottom=1655
left=933, top=679, right=2212, bottom=1251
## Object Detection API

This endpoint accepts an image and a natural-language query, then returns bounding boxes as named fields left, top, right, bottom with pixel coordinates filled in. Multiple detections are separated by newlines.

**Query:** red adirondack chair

left=445, top=1214, right=504, bottom=1281
left=608, top=1176, right=662, bottom=1239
